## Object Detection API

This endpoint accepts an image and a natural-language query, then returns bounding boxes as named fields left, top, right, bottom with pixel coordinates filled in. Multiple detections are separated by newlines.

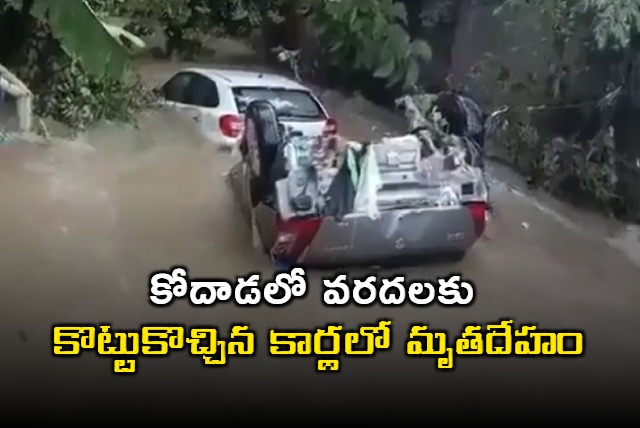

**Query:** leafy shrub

left=313, top=0, right=432, bottom=90
left=34, top=58, right=156, bottom=129
left=485, top=0, right=640, bottom=213
left=9, top=16, right=155, bottom=130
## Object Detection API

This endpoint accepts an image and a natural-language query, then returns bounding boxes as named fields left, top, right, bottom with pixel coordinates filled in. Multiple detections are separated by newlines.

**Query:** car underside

left=227, top=93, right=490, bottom=268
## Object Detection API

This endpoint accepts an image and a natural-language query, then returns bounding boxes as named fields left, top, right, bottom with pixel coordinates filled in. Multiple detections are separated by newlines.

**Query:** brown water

left=0, top=110, right=268, bottom=287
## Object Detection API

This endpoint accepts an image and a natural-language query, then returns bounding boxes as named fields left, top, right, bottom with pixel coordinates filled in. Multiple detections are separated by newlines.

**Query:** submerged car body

left=228, top=98, right=489, bottom=268
left=157, top=67, right=337, bottom=150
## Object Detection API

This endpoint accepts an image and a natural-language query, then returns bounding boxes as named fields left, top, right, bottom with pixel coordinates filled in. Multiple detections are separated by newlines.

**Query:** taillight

left=323, top=118, right=338, bottom=136
left=219, top=114, right=244, bottom=138
left=271, top=216, right=323, bottom=261
left=464, top=202, right=487, bottom=237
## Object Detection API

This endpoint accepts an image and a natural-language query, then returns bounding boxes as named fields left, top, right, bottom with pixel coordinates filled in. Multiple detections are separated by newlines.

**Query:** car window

left=183, top=74, right=220, bottom=108
left=232, top=87, right=325, bottom=120
left=162, top=72, right=193, bottom=103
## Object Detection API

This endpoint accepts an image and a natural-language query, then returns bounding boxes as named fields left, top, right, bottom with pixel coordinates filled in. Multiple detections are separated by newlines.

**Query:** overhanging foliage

left=30, top=0, right=132, bottom=78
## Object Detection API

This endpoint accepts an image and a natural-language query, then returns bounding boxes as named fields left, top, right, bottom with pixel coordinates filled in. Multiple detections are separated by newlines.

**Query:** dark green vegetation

left=2, top=0, right=640, bottom=221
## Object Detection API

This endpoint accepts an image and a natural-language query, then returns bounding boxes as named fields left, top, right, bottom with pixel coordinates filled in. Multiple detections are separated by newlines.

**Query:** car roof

left=183, top=67, right=310, bottom=91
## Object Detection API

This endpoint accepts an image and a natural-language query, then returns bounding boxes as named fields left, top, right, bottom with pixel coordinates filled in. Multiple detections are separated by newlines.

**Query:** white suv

left=159, top=67, right=338, bottom=149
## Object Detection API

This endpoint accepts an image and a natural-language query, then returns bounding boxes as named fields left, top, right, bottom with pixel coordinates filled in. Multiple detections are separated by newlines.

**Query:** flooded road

left=1, top=75, right=639, bottom=418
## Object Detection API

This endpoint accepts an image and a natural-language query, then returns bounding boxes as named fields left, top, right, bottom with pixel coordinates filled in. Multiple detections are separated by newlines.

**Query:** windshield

left=232, top=87, right=325, bottom=120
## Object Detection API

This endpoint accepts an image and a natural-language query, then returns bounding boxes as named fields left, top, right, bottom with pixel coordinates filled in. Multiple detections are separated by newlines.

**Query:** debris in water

left=521, top=222, right=530, bottom=229
left=60, top=226, right=69, bottom=233
left=19, top=330, right=27, bottom=342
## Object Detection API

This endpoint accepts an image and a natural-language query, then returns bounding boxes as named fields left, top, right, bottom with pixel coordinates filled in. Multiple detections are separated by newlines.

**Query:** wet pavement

left=1, top=65, right=639, bottom=416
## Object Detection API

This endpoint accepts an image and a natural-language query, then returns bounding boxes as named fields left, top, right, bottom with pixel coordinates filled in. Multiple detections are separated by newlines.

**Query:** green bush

left=314, top=0, right=432, bottom=90
left=8, top=15, right=156, bottom=130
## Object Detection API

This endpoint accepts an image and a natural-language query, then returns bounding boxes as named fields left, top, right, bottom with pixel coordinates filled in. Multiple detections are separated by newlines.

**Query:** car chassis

left=227, top=97, right=489, bottom=268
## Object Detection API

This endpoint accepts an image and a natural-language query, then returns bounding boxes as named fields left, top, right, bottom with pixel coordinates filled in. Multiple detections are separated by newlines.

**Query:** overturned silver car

left=227, top=93, right=489, bottom=268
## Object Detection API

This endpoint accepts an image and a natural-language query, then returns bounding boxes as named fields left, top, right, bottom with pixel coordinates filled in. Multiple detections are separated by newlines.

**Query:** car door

left=160, top=71, right=204, bottom=130
left=180, top=73, right=221, bottom=142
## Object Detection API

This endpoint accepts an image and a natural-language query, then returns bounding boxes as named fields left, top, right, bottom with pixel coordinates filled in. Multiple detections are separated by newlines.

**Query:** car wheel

left=243, top=100, right=281, bottom=183
left=245, top=118, right=261, bottom=178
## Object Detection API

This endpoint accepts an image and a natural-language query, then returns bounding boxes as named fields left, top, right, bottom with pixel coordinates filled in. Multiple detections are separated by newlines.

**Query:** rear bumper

left=299, top=206, right=479, bottom=267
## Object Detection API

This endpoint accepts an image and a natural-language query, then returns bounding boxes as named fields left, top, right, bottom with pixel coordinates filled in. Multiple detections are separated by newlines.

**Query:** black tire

left=242, top=100, right=282, bottom=184
left=434, top=92, right=466, bottom=136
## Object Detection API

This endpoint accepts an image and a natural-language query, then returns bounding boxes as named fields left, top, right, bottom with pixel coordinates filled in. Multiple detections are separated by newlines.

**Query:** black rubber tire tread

left=252, top=101, right=280, bottom=146
left=243, top=100, right=281, bottom=182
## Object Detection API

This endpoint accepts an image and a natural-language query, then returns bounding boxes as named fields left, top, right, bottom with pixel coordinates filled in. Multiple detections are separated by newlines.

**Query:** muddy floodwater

left=1, top=93, right=640, bottom=415
left=0, top=111, right=263, bottom=280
